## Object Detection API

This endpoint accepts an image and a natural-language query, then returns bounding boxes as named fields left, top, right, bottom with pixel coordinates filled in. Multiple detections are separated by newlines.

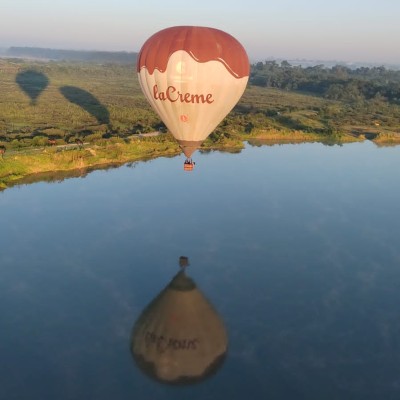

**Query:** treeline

left=250, top=61, right=400, bottom=103
left=6, top=47, right=138, bottom=64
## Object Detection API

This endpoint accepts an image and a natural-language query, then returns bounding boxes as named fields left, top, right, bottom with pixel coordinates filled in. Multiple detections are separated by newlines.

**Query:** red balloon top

left=137, top=26, right=250, bottom=79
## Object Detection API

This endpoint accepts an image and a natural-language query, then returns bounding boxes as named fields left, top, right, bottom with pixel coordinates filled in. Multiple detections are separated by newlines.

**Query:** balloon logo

left=131, top=259, right=228, bottom=385
left=137, top=26, right=250, bottom=164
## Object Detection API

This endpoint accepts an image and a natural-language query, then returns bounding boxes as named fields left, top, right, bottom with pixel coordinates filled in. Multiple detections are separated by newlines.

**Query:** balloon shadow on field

left=16, top=70, right=50, bottom=105
left=59, top=86, right=110, bottom=125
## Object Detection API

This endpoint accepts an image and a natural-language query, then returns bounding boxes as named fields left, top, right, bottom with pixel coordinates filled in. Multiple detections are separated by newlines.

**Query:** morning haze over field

left=1, top=0, right=400, bottom=65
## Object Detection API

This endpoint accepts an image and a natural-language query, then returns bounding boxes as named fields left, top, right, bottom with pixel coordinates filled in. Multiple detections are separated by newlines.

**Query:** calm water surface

left=1, top=141, right=400, bottom=400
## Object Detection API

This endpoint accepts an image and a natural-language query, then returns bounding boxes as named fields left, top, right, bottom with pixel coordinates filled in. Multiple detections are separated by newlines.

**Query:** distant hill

left=5, top=47, right=138, bottom=64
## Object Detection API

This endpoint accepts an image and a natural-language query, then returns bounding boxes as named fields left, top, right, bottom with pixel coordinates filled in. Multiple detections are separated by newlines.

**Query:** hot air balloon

left=131, top=258, right=227, bottom=385
left=137, top=26, right=250, bottom=168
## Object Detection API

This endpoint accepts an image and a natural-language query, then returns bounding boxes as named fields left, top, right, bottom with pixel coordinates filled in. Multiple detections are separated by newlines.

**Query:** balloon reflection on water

left=131, top=257, right=227, bottom=385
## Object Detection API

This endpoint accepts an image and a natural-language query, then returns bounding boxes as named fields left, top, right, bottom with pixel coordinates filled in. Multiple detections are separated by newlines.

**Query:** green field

left=0, top=58, right=399, bottom=188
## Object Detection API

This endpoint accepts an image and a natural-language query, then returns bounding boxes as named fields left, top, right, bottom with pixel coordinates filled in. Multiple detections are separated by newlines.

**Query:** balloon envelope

left=137, top=26, right=250, bottom=157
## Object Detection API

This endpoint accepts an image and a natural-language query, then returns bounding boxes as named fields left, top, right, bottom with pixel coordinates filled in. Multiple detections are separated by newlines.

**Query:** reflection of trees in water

left=131, top=261, right=227, bottom=385
left=16, top=70, right=49, bottom=105
left=4, top=162, right=125, bottom=190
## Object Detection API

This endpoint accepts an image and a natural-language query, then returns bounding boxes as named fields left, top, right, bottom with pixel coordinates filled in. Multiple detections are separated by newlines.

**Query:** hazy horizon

left=2, top=45, right=399, bottom=69
left=2, top=0, right=400, bottom=65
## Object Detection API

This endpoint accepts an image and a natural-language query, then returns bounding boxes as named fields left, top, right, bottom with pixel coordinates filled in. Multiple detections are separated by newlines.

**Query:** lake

left=1, top=140, right=400, bottom=400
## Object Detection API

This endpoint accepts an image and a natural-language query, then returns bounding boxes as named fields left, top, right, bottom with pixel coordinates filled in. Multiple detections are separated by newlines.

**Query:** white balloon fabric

left=137, top=26, right=250, bottom=158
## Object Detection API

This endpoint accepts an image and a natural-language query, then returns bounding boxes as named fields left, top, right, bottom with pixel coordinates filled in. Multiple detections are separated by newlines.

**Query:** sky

left=1, top=0, right=400, bottom=65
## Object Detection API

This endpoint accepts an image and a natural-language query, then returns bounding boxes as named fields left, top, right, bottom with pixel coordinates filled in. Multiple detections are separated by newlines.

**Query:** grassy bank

left=2, top=126, right=400, bottom=190
left=0, top=135, right=181, bottom=189
left=244, top=128, right=364, bottom=143
left=0, top=129, right=368, bottom=190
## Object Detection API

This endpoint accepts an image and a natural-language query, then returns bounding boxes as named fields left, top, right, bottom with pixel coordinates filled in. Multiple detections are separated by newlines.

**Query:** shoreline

left=1, top=132, right=398, bottom=191
left=0, top=137, right=181, bottom=190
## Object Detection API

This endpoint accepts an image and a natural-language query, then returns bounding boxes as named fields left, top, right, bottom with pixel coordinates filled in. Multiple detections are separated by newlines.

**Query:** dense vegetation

left=0, top=56, right=399, bottom=188
left=247, top=61, right=400, bottom=138
left=250, top=60, right=400, bottom=103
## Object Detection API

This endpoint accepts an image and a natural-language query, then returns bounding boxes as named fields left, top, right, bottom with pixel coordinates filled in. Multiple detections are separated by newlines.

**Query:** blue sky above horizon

left=1, top=0, right=399, bottom=64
